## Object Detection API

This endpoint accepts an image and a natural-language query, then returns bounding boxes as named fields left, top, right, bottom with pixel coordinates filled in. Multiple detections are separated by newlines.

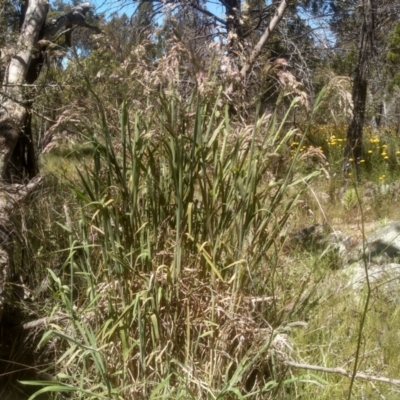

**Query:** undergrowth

left=18, top=90, right=321, bottom=399
left=7, top=84, right=400, bottom=400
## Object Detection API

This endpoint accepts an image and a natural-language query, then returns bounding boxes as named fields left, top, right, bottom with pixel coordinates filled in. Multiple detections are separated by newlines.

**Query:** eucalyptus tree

left=0, top=1, right=101, bottom=323
left=344, top=0, right=376, bottom=172
left=305, top=0, right=399, bottom=174
left=116, top=0, right=291, bottom=81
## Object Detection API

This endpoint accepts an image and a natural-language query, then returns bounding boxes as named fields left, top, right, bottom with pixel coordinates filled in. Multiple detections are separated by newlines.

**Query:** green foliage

left=16, top=67, right=400, bottom=398
left=0, top=0, right=20, bottom=47
left=297, top=122, right=400, bottom=184
left=6, top=1, right=400, bottom=398
left=22, top=86, right=322, bottom=399
left=330, top=47, right=358, bottom=77
left=387, top=23, right=400, bottom=64
left=386, top=22, right=400, bottom=90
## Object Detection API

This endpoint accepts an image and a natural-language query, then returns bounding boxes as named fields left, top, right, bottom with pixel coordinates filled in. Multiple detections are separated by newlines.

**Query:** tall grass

left=22, top=89, right=320, bottom=399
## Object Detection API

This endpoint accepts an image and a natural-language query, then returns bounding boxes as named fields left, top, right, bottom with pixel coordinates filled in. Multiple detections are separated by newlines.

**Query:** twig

left=286, top=361, right=400, bottom=387
left=348, top=175, right=371, bottom=398
left=22, top=314, right=68, bottom=330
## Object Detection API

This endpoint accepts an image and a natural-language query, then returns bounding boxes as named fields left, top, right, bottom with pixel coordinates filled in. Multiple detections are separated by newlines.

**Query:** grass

left=302, top=123, right=400, bottom=182
left=292, top=278, right=400, bottom=399
left=6, top=81, right=400, bottom=399
left=16, top=90, right=321, bottom=399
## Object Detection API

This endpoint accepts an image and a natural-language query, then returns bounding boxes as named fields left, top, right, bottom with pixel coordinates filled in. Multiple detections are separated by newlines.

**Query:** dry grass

left=5, top=54, right=400, bottom=399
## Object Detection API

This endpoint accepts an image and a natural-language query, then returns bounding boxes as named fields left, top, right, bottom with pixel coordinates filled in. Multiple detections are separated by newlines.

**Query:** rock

left=363, top=180, right=400, bottom=203
left=289, top=224, right=350, bottom=250
left=309, top=221, right=400, bottom=299
left=345, top=262, right=400, bottom=291
left=323, top=231, right=353, bottom=265
left=289, top=224, right=326, bottom=248
left=362, top=181, right=379, bottom=200
left=340, top=262, right=400, bottom=301
left=289, top=224, right=353, bottom=268
left=339, top=222, right=400, bottom=296
left=347, top=221, right=400, bottom=264
left=291, top=221, right=400, bottom=274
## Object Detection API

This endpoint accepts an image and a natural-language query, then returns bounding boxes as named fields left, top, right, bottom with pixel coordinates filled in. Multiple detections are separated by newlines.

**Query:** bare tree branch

left=286, top=361, right=400, bottom=387
left=240, top=0, right=289, bottom=78
left=44, top=2, right=101, bottom=46
left=190, top=2, right=227, bottom=27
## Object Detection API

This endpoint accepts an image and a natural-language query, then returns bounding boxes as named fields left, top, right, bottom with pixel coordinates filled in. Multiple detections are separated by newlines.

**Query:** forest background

left=2, top=0, right=400, bottom=399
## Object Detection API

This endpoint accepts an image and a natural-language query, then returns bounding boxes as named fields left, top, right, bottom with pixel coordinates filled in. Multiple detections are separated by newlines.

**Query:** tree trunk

left=344, top=0, right=375, bottom=176
left=0, top=0, right=49, bottom=175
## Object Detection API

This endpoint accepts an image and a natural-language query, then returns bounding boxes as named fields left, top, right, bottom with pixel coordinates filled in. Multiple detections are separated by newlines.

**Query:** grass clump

left=20, top=90, right=321, bottom=399
left=11, top=76, right=400, bottom=400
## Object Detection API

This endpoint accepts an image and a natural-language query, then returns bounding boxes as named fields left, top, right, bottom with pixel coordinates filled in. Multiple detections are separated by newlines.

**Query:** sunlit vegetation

left=2, top=0, right=400, bottom=399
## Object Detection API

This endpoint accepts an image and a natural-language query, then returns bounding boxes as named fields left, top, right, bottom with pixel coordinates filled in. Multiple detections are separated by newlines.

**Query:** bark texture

left=0, top=0, right=48, bottom=176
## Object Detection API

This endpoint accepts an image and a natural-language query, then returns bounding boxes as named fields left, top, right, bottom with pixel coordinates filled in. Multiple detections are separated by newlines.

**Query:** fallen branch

left=286, top=361, right=400, bottom=387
